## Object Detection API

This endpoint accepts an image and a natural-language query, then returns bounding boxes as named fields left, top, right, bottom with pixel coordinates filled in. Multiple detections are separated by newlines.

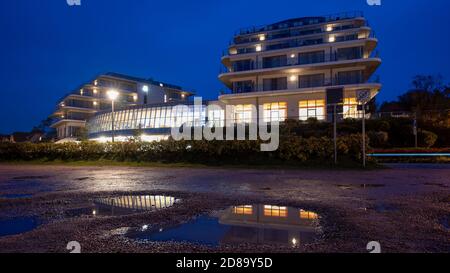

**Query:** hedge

left=0, top=134, right=369, bottom=166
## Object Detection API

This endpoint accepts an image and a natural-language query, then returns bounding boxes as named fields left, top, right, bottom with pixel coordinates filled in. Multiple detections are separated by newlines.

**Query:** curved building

left=85, top=12, right=381, bottom=141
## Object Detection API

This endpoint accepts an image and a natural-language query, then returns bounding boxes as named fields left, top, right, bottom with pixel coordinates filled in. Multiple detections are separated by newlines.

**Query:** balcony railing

left=231, top=24, right=364, bottom=45
left=223, top=75, right=380, bottom=94
left=235, top=11, right=364, bottom=36
left=223, top=31, right=375, bottom=57
left=221, top=52, right=374, bottom=73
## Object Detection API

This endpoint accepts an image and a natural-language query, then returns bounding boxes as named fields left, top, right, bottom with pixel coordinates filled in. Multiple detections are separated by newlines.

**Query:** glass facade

left=89, top=104, right=207, bottom=134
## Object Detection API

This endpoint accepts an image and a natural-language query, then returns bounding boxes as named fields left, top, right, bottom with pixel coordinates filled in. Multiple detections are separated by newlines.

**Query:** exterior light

left=181, top=93, right=186, bottom=99
left=94, top=80, right=98, bottom=86
left=326, top=25, right=333, bottom=32
left=93, top=89, right=98, bottom=94
left=107, top=89, right=119, bottom=101
left=133, top=95, right=138, bottom=101
left=93, top=101, right=98, bottom=106
left=292, top=238, right=298, bottom=247
left=329, top=36, right=336, bottom=43
left=255, top=45, right=262, bottom=52
left=290, top=53, right=296, bottom=58
left=289, top=75, right=297, bottom=82
left=160, top=83, right=164, bottom=87
left=164, top=94, right=168, bottom=103
left=142, top=85, right=149, bottom=92
left=259, top=34, right=266, bottom=41
left=92, top=210, right=97, bottom=216
left=107, top=89, right=119, bottom=143
left=142, top=225, right=148, bottom=231
left=61, top=115, right=65, bottom=119
left=80, top=89, right=84, bottom=95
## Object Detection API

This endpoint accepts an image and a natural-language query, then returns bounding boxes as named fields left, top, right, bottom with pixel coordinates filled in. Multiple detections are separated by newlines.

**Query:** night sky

left=1, top=0, right=450, bottom=133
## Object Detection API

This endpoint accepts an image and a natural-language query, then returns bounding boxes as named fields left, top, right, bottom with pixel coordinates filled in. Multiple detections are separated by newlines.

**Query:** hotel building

left=75, top=12, right=381, bottom=141
left=50, top=73, right=193, bottom=140
left=218, top=11, right=381, bottom=122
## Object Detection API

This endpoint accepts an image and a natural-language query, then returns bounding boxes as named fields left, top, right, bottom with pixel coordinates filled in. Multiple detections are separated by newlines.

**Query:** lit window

left=263, top=102, right=287, bottom=122
left=233, top=205, right=253, bottom=215
left=264, top=205, right=287, bottom=217
left=299, top=210, right=319, bottom=220
left=259, top=35, right=266, bottom=41
left=133, top=95, right=138, bottom=101
left=326, top=25, right=333, bottom=32
left=207, top=108, right=225, bottom=127
left=328, top=36, right=335, bottom=43
left=233, top=104, right=253, bottom=124
left=343, top=98, right=361, bottom=119
left=299, top=100, right=325, bottom=121
left=255, top=44, right=262, bottom=52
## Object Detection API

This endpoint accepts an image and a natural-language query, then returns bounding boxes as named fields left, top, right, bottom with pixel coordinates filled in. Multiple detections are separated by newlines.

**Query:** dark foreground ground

left=0, top=163, right=448, bottom=253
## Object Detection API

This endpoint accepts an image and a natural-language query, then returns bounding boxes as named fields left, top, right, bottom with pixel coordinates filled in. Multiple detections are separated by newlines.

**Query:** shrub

left=419, top=130, right=438, bottom=148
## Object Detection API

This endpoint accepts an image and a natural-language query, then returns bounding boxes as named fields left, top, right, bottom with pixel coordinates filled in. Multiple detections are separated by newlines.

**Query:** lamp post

left=107, top=90, right=119, bottom=143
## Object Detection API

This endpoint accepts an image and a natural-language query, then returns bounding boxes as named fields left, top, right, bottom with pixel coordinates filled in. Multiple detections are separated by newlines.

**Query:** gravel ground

left=0, top=163, right=448, bottom=253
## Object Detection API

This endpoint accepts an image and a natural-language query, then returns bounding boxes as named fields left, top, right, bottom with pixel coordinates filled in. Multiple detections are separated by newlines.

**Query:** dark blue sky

left=1, top=0, right=450, bottom=133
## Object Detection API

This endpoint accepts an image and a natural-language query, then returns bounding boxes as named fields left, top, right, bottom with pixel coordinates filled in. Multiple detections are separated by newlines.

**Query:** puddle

left=0, top=194, right=33, bottom=199
left=423, top=183, right=448, bottom=188
left=66, top=195, right=179, bottom=217
left=126, top=204, right=320, bottom=248
left=337, top=184, right=385, bottom=190
left=13, top=176, right=51, bottom=180
left=0, top=216, right=41, bottom=237
left=369, top=203, right=399, bottom=213
left=440, top=217, right=449, bottom=231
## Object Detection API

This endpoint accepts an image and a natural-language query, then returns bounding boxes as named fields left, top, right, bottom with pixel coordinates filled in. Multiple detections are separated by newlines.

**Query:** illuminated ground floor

left=86, top=83, right=380, bottom=142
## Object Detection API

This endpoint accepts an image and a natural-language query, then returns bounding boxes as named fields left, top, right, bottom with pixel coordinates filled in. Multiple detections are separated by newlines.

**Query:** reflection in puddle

left=126, top=204, right=320, bottom=248
left=66, top=195, right=179, bottom=217
left=337, top=184, right=386, bottom=190
left=0, top=194, right=33, bottom=199
left=0, top=216, right=40, bottom=237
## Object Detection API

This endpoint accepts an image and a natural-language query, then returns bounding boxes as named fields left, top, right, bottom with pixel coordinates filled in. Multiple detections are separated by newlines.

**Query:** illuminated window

left=233, top=205, right=253, bottom=215
left=207, top=108, right=225, bottom=127
left=233, top=104, right=253, bottom=124
left=343, top=98, right=361, bottom=119
left=264, top=205, right=287, bottom=217
left=299, top=100, right=325, bottom=121
left=299, top=210, right=319, bottom=220
left=263, top=102, right=287, bottom=122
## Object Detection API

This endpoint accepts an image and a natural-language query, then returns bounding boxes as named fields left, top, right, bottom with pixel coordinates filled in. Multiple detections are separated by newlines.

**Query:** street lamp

left=107, top=89, right=119, bottom=142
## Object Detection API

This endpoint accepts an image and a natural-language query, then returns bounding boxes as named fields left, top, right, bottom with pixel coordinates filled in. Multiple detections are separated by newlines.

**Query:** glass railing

left=221, top=52, right=372, bottom=74
left=232, top=24, right=363, bottom=45
left=235, top=11, right=364, bottom=36
left=222, top=75, right=380, bottom=94
left=224, top=31, right=375, bottom=57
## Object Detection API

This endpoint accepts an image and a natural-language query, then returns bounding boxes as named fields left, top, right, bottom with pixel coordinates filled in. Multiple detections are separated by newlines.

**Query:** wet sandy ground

left=0, top=163, right=448, bottom=253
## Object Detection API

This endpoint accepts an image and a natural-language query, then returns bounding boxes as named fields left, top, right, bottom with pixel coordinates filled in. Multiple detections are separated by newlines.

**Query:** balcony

left=234, top=11, right=365, bottom=36
left=223, top=31, right=375, bottom=57
left=227, top=75, right=380, bottom=94
left=232, top=23, right=364, bottom=45
left=223, top=50, right=371, bottom=73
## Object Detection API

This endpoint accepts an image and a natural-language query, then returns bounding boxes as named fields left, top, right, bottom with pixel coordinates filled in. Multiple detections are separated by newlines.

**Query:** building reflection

left=219, top=205, right=319, bottom=247
left=92, top=195, right=177, bottom=216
